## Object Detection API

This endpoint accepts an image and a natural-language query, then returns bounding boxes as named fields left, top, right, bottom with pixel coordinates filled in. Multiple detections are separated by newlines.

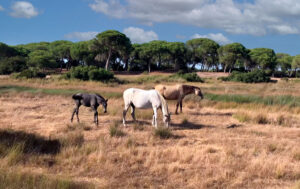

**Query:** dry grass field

left=0, top=73, right=299, bottom=189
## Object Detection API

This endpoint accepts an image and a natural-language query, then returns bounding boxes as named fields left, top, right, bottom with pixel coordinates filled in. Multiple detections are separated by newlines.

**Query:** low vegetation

left=62, top=66, right=114, bottom=82
left=219, top=70, right=270, bottom=83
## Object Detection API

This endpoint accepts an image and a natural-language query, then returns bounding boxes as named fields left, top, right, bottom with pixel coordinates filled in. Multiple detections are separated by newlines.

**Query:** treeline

left=1, top=30, right=300, bottom=77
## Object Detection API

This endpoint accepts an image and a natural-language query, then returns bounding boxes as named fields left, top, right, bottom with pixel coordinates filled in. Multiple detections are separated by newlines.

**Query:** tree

left=166, top=42, right=187, bottom=71
left=276, top=53, right=293, bottom=76
left=0, top=56, right=27, bottom=74
left=70, top=41, right=95, bottom=67
left=0, top=42, right=17, bottom=58
left=292, top=54, right=300, bottom=77
left=218, top=43, right=249, bottom=73
left=147, top=40, right=168, bottom=70
left=186, top=38, right=220, bottom=71
left=27, top=50, right=57, bottom=71
left=50, top=40, right=73, bottom=70
left=249, top=48, right=277, bottom=74
left=91, top=30, right=131, bottom=70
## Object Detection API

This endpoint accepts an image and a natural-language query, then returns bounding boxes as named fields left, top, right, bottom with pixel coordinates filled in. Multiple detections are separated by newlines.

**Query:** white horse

left=122, top=88, right=171, bottom=128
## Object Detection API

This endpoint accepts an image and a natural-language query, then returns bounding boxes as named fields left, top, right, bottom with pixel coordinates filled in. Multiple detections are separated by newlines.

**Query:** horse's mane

left=95, top=93, right=105, bottom=101
left=157, top=91, right=169, bottom=116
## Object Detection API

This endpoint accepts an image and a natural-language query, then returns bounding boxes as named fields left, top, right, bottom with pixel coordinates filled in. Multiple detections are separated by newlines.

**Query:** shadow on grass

left=0, top=129, right=60, bottom=155
left=171, top=121, right=215, bottom=130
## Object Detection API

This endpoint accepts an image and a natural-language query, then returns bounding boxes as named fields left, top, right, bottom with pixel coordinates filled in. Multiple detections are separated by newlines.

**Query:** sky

left=1, top=0, right=300, bottom=55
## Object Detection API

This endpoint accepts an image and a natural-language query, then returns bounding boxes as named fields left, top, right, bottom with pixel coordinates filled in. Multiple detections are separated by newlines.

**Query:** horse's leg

left=180, top=99, right=183, bottom=113
left=152, top=107, right=158, bottom=128
left=92, top=106, right=98, bottom=126
left=71, top=107, right=76, bottom=122
left=130, top=104, right=136, bottom=121
left=123, top=104, right=130, bottom=127
left=76, top=105, right=80, bottom=122
left=175, top=100, right=180, bottom=114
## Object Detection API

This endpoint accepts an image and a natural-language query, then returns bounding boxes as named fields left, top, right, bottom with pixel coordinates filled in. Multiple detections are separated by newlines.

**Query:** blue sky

left=1, top=0, right=300, bottom=55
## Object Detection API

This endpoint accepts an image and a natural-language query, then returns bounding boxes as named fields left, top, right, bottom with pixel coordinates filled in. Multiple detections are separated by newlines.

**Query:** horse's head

left=163, top=114, right=171, bottom=127
left=195, top=88, right=204, bottom=99
left=102, top=99, right=108, bottom=113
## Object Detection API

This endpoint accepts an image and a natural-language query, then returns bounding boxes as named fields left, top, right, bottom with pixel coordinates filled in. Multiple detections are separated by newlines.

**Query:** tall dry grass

left=0, top=74, right=299, bottom=188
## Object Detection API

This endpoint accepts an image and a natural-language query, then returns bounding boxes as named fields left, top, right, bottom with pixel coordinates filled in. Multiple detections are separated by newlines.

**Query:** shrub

left=170, top=71, right=204, bottom=82
left=109, top=121, right=125, bottom=137
left=60, top=131, right=84, bottom=147
left=153, top=127, right=173, bottom=139
left=219, top=70, right=270, bottom=83
left=88, top=68, right=114, bottom=81
left=14, top=68, right=46, bottom=79
left=0, top=56, right=27, bottom=74
left=63, top=66, right=114, bottom=82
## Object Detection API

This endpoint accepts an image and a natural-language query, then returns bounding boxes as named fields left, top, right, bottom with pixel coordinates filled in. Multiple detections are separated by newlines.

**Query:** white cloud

left=89, top=0, right=126, bottom=19
left=10, top=1, right=39, bottom=18
left=191, top=33, right=231, bottom=44
left=268, top=25, right=299, bottom=34
left=89, top=0, right=300, bottom=35
left=123, top=27, right=158, bottom=43
left=0, top=5, right=4, bottom=11
left=65, top=32, right=98, bottom=41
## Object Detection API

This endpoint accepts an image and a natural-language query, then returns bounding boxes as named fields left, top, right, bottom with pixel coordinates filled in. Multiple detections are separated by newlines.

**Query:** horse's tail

left=157, top=91, right=169, bottom=116
left=72, top=94, right=83, bottom=100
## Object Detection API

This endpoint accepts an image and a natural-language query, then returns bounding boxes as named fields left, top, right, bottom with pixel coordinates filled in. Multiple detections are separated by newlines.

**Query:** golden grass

left=0, top=74, right=299, bottom=188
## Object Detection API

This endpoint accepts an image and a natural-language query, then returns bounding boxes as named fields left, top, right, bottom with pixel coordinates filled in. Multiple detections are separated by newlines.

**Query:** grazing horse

left=122, top=88, right=170, bottom=128
left=155, top=84, right=203, bottom=114
left=71, top=93, right=108, bottom=126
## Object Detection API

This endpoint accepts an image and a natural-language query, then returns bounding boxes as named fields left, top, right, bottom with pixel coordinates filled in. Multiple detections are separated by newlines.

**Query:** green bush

left=170, top=71, right=204, bottom=82
left=64, top=66, right=114, bottom=81
left=219, top=70, right=270, bottom=83
left=0, top=56, right=27, bottom=74
left=14, top=68, right=46, bottom=79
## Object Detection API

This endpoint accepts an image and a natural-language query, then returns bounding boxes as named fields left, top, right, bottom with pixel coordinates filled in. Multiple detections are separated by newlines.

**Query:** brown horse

left=155, top=84, right=203, bottom=114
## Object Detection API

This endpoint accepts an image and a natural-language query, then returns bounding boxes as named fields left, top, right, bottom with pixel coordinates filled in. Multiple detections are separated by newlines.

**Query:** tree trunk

left=148, top=61, right=151, bottom=73
left=224, top=65, right=227, bottom=73
left=105, top=48, right=112, bottom=70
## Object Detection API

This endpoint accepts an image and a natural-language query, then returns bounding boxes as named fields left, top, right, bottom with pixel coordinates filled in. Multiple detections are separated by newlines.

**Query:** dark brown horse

left=155, top=84, right=203, bottom=114
left=71, top=93, right=108, bottom=126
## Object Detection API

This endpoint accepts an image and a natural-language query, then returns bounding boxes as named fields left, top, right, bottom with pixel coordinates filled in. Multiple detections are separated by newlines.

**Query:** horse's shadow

left=0, top=129, right=61, bottom=155
left=171, top=121, right=215, bottom=130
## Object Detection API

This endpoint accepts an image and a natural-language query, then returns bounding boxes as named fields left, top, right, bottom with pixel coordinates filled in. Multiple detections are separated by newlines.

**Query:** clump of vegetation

left=13, top=68, right=46, bottom=79
left=60, top=131, right=84, bottom=148
left=63, top=66, right=114, bottom=82
left=109, top=121, right=125, bottom=137
left=0, top=169, right=94, bottom=189
left=293, top=152, right=300, bottom=161
left=0, top=56, right=27, bottom=75
left=232, top=112, right=251, bottom=123
left=153, top=127, right=173, bottom=139
left=219, top=70, right=270, bottom=83
left=267, top=144, right=277, bottom=153
left=254, top=114, right=269, bottom=124
left=170, top=71, right=204, bottom=82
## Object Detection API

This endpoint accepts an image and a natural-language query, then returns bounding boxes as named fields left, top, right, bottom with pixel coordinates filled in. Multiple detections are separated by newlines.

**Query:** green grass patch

left=204, top=93, right=300, bottom=107
left=0, top=85, right=123, bottom=98
left=0, top=169, right=94, bottom=189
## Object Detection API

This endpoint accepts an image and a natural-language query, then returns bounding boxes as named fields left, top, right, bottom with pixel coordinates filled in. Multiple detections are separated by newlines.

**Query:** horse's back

left=155, top=84, right=182, bottom=100
left=123, top=88, right=160, bottom=109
